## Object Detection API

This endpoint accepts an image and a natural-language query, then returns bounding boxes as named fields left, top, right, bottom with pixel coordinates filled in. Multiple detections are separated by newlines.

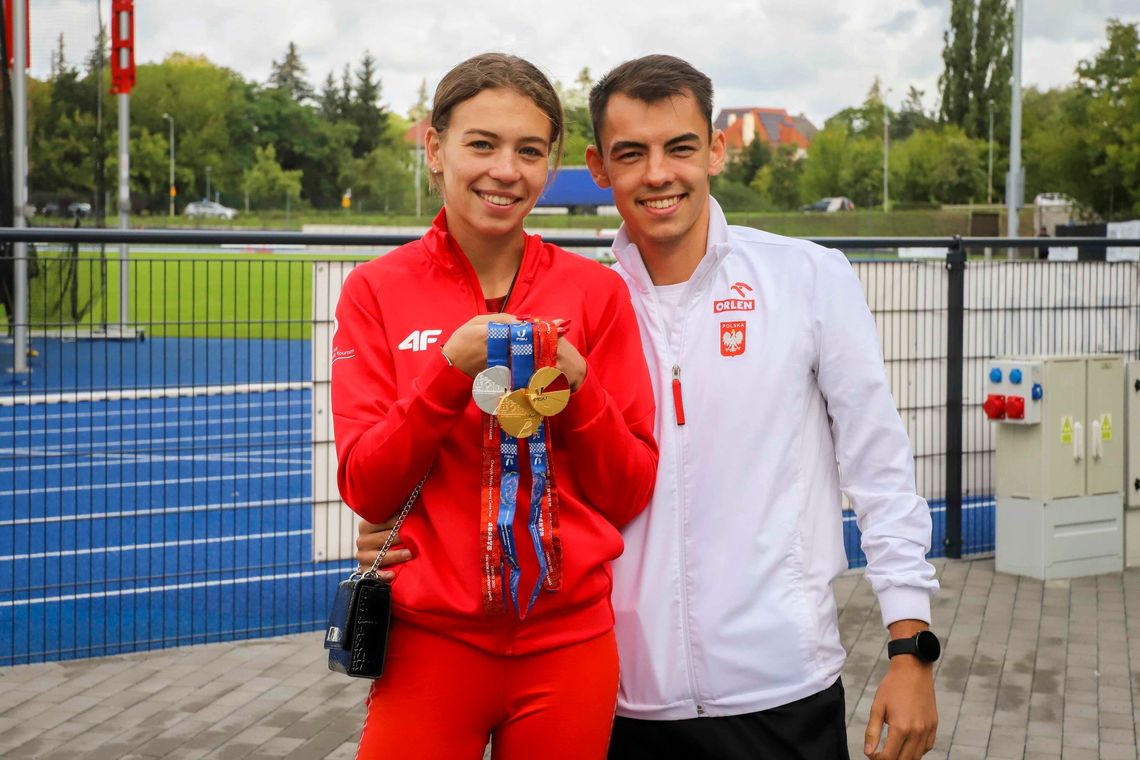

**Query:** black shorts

left=608, top=678, right=850, bottom=760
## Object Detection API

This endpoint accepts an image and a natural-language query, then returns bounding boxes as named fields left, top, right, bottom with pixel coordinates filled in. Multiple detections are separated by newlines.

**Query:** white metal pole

left=10, top=0, right=29, bottom=373
left=415, top=122, right=422, bottom=218
left=987, top=100, right=994, bottom=205
left=1006, top=0, right=1024, bottom=254
left=882, top=105, right=889, bottom=213
left=118, top=92, right=130, bottom=330
left=165, top=113, right=175, bottom=217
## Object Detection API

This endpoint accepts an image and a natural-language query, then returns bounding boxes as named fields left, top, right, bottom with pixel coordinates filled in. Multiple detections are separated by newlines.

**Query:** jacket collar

left=612, top=197, right=733, bottom=294
left=422, top=207, right=548, bottom=311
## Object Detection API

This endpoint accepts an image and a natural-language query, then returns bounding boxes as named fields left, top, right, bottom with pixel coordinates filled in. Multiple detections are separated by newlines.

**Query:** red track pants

left=356, top=620, right=619, bottom=760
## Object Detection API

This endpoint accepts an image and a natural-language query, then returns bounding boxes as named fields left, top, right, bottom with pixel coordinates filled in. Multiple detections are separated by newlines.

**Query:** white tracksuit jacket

left=610, top=199, right=939, bottom=720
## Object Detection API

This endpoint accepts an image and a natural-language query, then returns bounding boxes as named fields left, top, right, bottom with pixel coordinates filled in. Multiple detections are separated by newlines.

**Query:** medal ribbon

left=497, top=321, right=534, bottom=615
left=525, top=322, right=562, bottom=612
left=480, top=322, right=510, bottom=613
left=539, top=323, right=563, bottom=592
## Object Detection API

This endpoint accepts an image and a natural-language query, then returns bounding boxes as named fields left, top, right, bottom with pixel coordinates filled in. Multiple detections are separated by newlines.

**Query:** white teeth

left=644, top=196, right=681, bottom=209
left=479, top=193, right=514, bottom=206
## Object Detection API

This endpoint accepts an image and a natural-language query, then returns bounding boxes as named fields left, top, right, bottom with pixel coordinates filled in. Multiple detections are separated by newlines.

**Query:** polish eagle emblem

left=722, top=328, right=744, bottom=353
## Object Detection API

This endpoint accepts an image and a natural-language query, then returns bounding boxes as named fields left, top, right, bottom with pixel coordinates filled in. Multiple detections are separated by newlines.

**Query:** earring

left=430, top=166, right=440, bottom=174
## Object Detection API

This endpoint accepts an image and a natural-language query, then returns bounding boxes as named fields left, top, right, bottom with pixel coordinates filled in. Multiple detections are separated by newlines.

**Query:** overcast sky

left=31, top=0, right=1140, bottom=126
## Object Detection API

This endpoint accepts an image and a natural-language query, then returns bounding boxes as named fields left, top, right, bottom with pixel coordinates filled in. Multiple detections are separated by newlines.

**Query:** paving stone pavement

left=3, top=558, right=1139, bottom=759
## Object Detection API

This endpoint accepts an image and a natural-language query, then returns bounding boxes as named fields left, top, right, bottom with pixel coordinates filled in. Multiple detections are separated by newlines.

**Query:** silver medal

left=472, top=366, right=512, bottom=414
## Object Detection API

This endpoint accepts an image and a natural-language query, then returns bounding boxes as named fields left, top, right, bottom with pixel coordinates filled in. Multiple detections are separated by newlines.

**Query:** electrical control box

left=1125, top=362, right=1140, bottom=567
left=1127, top=362, right=1140, bottom=510
left=992, top=357, right=1085, bottom=501
left=989, top=355, right=1124, bottom=579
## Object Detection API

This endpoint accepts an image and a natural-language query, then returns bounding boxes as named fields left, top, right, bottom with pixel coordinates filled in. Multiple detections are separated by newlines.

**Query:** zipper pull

left=672, top=364, right=686, bottom=426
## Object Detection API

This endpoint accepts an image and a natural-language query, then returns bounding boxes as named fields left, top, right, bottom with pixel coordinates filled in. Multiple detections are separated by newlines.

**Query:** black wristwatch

left=887, top=630, right=941, bottom=663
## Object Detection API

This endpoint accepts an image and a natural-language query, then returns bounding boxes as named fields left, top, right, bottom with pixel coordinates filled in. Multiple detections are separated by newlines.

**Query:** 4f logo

left=398, top=329, right=443, bottom=352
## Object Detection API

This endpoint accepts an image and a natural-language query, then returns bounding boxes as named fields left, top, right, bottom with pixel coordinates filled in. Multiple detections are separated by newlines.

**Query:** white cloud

left=25, top=0, right=1140, bottom=126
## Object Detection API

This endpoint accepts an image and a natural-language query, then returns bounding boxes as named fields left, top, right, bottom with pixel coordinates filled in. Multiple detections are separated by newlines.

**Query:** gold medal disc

left=496, top=390, right=542, bottom=438
left=526, top=367, right=571, bottom=417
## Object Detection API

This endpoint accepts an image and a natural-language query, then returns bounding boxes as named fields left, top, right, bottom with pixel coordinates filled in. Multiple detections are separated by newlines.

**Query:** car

left=40, top=201, right=61, bottom=216
left=184, top=200, right=238, bottom=220
left=1033, top=192, right=1073, bottom=207
left=801, top=196, right=856, bottom=212
left=67, top=202, right=92, bottom=218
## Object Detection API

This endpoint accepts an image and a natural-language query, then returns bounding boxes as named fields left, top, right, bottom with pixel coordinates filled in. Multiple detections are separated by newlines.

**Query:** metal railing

left=1, top=227, right=1137, bottom=664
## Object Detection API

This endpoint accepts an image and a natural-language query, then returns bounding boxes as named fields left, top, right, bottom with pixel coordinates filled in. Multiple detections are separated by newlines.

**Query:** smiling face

left=426, top=87, right=553, bottom=244
left=586, top=90, right=726, bottom=277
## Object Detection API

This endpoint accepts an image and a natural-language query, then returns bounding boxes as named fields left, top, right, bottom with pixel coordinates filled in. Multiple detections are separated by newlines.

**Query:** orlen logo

left=713, top=281, right=755, bottom=313
left=398, top=329, right=443, bottom=352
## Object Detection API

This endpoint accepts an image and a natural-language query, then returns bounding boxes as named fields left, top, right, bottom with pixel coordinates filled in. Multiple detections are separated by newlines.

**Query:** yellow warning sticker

left=1101, top=414, right=1112, bottom=441
left=1060, top=416, right=1073, bottom=444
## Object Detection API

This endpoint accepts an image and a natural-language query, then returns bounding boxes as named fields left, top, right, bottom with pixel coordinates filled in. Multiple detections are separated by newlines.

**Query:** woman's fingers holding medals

left=550, top=319, right=587, bottom=392
left=356, top=518, right=412, bottom=581
left=442, top=313, right=518, bottom=378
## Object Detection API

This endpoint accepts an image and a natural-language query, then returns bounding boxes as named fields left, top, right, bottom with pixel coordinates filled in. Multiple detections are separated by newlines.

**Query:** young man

left=355, top=54, right=939, bottom=760
left=583, top=55, right=939, bottom=760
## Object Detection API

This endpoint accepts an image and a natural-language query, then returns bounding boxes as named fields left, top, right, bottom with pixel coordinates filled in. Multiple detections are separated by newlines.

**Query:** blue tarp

left=536, top=167, right=613, bottom=208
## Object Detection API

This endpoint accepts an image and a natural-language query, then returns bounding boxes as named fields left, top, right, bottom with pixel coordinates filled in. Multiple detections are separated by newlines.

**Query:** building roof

left=403, top=117, right=430, bottom=146
left=715, top=107, right=817, bottom=151
left=536, top=167, right=613, bottom=207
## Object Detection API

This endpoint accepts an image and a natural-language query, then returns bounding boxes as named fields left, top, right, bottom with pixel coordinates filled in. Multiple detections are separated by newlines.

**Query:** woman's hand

left=441, top=313, right=517, bottom=378
left=552, top=319, right=587, bottom=392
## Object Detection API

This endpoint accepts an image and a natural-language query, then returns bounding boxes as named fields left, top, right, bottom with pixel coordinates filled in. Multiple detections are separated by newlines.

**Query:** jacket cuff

left=878, top=586, right=933, bottom=629
left=420, top=348, right=474, bottom=414
left=558, top=364, right=606, bottom=431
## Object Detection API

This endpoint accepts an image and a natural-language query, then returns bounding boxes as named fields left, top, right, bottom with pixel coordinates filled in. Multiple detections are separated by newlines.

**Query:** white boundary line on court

left=0, top=453, right=310, bottom=473
left=0, top=397, right=307, bottom=422
left=0, top=468, right=311, bottom=497
left=0, top=496, right=310, bottom=526
left=0, top=565, right=353, bottom=608
left=0, top=529, right=313, bottom=562
left=0, top=412, right=311, bottom=438
left=0, top=381, right=311, bottom=407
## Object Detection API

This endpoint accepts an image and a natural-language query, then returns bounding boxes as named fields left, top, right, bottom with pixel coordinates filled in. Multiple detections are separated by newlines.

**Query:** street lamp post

left=205, top=166, right=212, bottom=202
left=882, top=92, right=891, bottom=213
left=163, top=113, right=175, bottom=217
left=987, top=99, right=994, bottom=205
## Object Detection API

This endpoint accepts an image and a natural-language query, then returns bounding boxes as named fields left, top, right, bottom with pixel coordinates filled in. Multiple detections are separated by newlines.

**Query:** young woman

left=330, top=53, right=657, bottom=760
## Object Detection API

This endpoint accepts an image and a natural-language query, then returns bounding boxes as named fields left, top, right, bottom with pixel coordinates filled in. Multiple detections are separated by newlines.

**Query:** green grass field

left=31, top=249, right=314, bottom=340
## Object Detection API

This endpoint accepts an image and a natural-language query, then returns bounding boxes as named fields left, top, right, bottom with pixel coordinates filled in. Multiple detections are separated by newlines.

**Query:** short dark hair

left=588, top=55, right=714, bottom=150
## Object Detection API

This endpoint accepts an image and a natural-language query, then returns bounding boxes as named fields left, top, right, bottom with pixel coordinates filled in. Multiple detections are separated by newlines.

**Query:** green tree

left=269, top=42, right=314, bottom=103
left=242, top=145, right=302, bottom=208
left=892, top=86, right=935, bottom=141
left=752, top=144, right=803, bottom=210
left=890, top=127, right=986, bottom=204
left=343, top=144, right=413, bottom=213
left=559, top=68, right=594, bottom=165
left=939, top=0, right=1012, bottom=138
left=1074, top=19, right=1140, bottom=218
left=347, top=52, right=391, bottom=157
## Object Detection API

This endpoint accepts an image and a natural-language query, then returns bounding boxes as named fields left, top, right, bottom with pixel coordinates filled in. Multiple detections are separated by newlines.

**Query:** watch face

left=915, top=630, right=941, bottom=662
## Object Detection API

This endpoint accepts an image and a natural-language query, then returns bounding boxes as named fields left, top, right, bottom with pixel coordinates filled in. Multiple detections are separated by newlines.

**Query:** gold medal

left=526, top=366, right=571, bottom=417
left=496, top=390, right=542, bottom=438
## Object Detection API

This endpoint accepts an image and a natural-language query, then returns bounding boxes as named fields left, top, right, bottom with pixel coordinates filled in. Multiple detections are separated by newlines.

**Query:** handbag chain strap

left=361, top=472, right=429, bottom=579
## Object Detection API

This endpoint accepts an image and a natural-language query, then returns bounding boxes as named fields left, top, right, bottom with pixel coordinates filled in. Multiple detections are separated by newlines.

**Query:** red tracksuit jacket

left=331, top=210, right=658, bottom=655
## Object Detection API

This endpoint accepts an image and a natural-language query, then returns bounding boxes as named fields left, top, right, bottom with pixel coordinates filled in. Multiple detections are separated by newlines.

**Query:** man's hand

left=864, top=621, right=938, bottom=760
left=356, top=518, right=412, bottom=581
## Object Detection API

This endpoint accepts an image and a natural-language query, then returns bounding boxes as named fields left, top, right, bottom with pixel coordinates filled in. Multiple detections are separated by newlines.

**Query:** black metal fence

left=0, top=228, right=1137, bottom=664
